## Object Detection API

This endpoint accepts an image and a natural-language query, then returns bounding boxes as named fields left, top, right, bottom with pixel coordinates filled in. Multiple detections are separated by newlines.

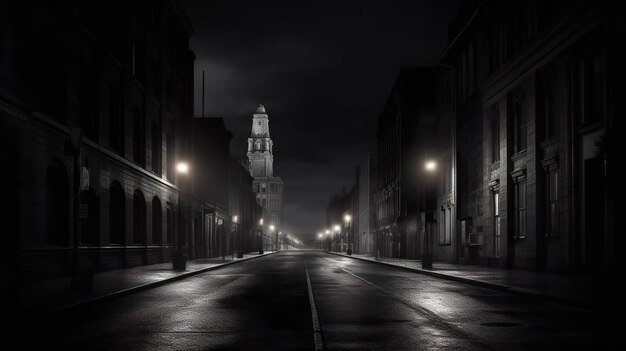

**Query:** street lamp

left=325, top=229, right=331, bottom=251
left=269, top=225, right=276, bottom=252
left=317, top=233, right=323, bottom=250
left=422, top=159, right=437, bottom=269
left=344, top=214, right=352, bottom=255
left=174, top=161, right=190, bottom=270
left=333, top=224, right=340, bottom=252
left=258, top=218, right=264, bottom=254
left=232, top=215, right=239, bottom=259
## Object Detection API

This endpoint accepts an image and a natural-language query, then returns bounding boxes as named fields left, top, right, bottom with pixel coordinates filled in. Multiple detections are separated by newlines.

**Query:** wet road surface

left=31, top=251, right=618, bottom=350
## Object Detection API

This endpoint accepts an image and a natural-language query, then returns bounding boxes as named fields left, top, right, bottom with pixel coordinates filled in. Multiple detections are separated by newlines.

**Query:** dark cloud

left=182, top=0, right=458, bottom=239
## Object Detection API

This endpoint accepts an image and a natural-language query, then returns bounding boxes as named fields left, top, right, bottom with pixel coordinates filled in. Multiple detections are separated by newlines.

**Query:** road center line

left=304, top=261, right=324, bottom=351
left=328, top=258, right=494, bottom=351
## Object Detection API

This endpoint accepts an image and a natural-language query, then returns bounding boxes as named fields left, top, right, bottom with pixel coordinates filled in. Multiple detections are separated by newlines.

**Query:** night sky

left=181, top=0, right=459, bottom=240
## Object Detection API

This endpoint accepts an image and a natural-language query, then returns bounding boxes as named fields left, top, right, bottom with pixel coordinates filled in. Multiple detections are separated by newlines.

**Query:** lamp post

left=333, top=224, right=340, bottom=252
left=278, top=231, right=282, bottom=251
left=317, top=233, right=323, bottom=250
left=422, top=159, right=437, bottom=269
left=269, top=225, right=275, bottom=252
left=344, top=214, right=352, bottom=255
left=258, top=218, right=264, bottom=254
left=325, top=229, right=330, bottom=251
left=232, top=215, right=238, bottom=259
left=173, top=162, right=189, bottom=270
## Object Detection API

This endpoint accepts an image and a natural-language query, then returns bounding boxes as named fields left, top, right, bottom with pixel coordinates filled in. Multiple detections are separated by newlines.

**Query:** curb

left=45, top=251, right=277, bottom=319
left=326, top=251, right=609, bottom=315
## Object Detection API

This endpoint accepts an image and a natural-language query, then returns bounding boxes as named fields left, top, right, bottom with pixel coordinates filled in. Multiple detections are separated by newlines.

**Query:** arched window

left=152, top=196, right=162, bottom=244
left=45, top=161, right=69, bottom=246
left=133, top=107, right=145, bottom=167
left=109, top=181, right=125, bottom=244
left=108, top=86, right=124, bottom=155
left=133, top=189, right=146, bottom=244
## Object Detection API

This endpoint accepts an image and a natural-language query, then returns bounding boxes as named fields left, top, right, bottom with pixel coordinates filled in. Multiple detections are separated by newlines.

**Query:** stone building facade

left=247, top=104, right=283, bottom=230
left=437, top=0, right=620, bottom=271
left=1, top=0, right=195, bottom=283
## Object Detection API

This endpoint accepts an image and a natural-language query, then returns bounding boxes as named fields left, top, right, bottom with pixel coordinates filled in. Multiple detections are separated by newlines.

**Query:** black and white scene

left=0, top=0, right=623, bottom=349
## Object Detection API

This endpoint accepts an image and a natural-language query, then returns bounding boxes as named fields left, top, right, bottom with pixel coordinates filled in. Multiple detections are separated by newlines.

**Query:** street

left=32, top=251, right=617, bottom=350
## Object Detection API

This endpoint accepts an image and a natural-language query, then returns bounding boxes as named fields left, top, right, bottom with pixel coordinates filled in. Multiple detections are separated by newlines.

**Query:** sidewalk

left=20, top=251, right=276, bottom=317
left=330, top=252, right=614, bottom=314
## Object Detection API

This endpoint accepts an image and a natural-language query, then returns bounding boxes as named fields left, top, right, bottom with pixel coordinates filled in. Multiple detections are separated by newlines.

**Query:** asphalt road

left=31, top=251, right=618, bottom=350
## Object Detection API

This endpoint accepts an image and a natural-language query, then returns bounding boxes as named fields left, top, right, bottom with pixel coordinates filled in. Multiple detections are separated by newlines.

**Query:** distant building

left=246, top=104, right=283, bottom=230
left=355, top=155, right=376, bottom=255
left=374, top=68, right=439, bottom=259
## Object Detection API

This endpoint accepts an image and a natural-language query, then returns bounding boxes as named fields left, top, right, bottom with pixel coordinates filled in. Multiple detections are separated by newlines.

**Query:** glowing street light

left=232, top=215, right=238, bottom=223
left=173, top=161, right=191, bottom=270
left=344, top=214, right=352, bottom=223
left=176, top=162, right=189, bottom=174
left=425, top=160, right=437, bottom=172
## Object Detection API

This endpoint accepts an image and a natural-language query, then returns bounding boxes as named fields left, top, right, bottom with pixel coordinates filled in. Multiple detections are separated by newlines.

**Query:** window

left=133, top=190, right=146, bottom=244
left=546, top=170, right=559, bottom=237
left=490, top=105, right=500, bottom=162
left=152, top=197, right=162, bottom=244
left=512, top=92, right=527, bottom=153
left=541, top=68, right=557, bottom=140
left=133, top=107, right=145, bottom=166
left=515, top=179, right=527, bottom=239
left=166, top=132, right=175, bottom=183
left=443, top=156, right=452, bottom=193
left=581, top=55, right=604, bottom=124
left=109, top=181, right=125, bottom=244
left=108, top=86, right=124, bottom=155
left=261, top=183, right=266, bottom=193
left=79, top=60, right=99, bottom=141
left=151, top=121, right=161, bottom=176
left=439, top=208, right=451, bottom=245
left=132, top=40, right=145, bottom=83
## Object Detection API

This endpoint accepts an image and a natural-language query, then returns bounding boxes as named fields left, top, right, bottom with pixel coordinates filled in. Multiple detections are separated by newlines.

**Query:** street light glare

left=232, top=215, right=238, bottom=223
left=176, top=162, right=189, bottom=174
left=344, top=214, right=352, bottom=222
left=333, top=225, right=340, bottom=232
left=259, top=218, right=264, bottom=225
left=425, top=160, right=437, bottom=172
left=269, top=225, right=275, bottom=231
left=325, top=229, right=330, bottom=234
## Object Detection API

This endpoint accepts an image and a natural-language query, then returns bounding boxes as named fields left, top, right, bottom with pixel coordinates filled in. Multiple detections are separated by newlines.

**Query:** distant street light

left=258, top=218, right=264, bottom=254
left=269, top=225, right=276, bottom=252
left=232, top=215, right=239, bottom=259
left=344, top=213, right=353, bottom=255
